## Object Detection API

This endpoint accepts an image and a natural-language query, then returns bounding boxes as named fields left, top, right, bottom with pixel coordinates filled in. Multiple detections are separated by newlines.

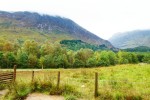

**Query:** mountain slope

left=109, top=30, right=150, bottom=49
left=0, top=11, right=113, bottom=49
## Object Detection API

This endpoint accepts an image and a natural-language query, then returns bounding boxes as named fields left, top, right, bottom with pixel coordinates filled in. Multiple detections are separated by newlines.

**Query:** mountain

left=0, top=11, right=113, bottom=49
left=109, top=30, right=150, bottom=49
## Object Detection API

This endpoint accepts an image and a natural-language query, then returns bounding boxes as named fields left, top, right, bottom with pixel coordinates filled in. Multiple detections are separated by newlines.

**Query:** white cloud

left=0, top=0, right=150, bottom=39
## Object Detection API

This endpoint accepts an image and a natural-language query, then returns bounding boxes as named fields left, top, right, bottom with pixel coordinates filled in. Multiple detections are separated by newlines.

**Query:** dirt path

left=25, top=93, right=64, bottom=100
left=0, top=89, right=9, bottom=99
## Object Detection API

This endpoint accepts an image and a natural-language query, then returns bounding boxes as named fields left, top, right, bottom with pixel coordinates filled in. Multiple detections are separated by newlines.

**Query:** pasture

left=0, top=64, right=150, bottom=100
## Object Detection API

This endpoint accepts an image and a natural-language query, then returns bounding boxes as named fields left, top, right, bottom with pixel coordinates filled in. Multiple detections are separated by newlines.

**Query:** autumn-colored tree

left=3, top=41, right=14, bottom=52
left=39, top=56, right=46, bottom=69
left=22, top=40, right=39, bottom=55
left=0, top=38, right=5, bottom=51
left=28, top=54, right=38, bottom=68
left=67, top=50, right=75, bottom=68
left=40, top=42, right=54, bottom=56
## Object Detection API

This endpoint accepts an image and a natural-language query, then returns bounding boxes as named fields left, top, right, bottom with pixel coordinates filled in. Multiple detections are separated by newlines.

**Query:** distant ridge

left=109, top=30, right=150, bottom=49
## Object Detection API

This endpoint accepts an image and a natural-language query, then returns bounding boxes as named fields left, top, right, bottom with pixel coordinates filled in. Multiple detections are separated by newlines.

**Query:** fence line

left=1, top=66, right=149, bottom=98
left=60, top=77, right=147, bottom=84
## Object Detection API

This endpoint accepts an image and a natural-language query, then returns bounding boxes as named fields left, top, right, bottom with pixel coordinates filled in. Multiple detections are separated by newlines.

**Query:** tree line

left=0, top=39, right=150, bottom=69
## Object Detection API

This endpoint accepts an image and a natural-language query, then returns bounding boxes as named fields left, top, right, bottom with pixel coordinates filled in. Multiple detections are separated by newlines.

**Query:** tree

left=67, top=50, right=75, bottom=68
left=137, top=54, right=144, bottom=62
left=74, top=49, right=93, bottom=67
left=4, top=52, right=16, bottom=68
left=117, top=51, right=129, bottom=64
left=17, top=50, right=28, bottom=68
left=22, top=40, right=39, bottom=55
left=40, top=42, right=54, bottom=56
left=86, top=57, right=97, bottom=67
left=28, top=54, right=38, bottom=68
left=93, top=51, right=101, bottom=66
left=130, top=53, right=138, bottom=63
left=0, top=52, right=4, bottom=68
left=73, top=58, right=84, bottom=68
left=98, top=51, right=110, bottom=66
left=53, top=54, right=69, bottom=68
left=13, top=42, right=21, bottom=55
left=51, top=43, right=69, bottom=68
left=108, top=51, right=117, bottom=65
left=142, top=54, right=150, bottom=63
left=39, top=56, right=46, bottom=69
left=3, top=41, right=14, bottom=52
left=42, top=54, right=54, bottom=68
left=126, top=53, right=133, bottom=63
left=0, top=38, right=5, bottom=51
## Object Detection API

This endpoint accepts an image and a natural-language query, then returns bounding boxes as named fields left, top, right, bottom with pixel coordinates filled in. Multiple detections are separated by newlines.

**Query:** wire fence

left=1, top=67, right=149, bottom=98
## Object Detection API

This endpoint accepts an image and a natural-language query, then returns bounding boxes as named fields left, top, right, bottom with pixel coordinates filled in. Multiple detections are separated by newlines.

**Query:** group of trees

left=123, top=46, right=150, bottom=52
left=60, top=40, right=108, bottom=51
left=0, top=39, right=150, bottom=69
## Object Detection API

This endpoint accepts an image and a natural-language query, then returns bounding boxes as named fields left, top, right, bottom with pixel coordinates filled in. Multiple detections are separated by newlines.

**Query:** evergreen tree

left=17, top=50, right=28, bottom=68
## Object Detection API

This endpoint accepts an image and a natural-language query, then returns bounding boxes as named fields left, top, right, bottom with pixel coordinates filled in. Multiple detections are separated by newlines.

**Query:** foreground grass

left=0, top=64, right=150, bottom=100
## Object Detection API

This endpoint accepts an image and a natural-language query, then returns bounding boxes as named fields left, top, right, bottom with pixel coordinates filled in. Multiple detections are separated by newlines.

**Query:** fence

left=1, top=66, right=146, bottom=98
left=27, top=71, right=147, bottom=98
left=0, top=65, right=16, bottom=84
left=0, top=67, right=99, bottom=98
left=30, top=70, right=99, bottom=97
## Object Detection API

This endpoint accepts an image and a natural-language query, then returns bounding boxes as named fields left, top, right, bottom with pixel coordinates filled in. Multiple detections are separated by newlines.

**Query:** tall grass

left=1, top=64, right=150, bottom=100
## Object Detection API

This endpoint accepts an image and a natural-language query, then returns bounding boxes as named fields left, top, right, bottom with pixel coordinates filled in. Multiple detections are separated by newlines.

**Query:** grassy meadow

left=0, top=64, right=150, bottom=100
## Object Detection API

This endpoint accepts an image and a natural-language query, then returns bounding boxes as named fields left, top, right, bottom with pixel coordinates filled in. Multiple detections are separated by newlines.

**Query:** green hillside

left=0, top=27, right=73, bottom=44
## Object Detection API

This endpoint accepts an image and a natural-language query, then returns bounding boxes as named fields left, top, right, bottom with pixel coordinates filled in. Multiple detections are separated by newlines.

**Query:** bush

left=65, top=95, right=77, bottom=100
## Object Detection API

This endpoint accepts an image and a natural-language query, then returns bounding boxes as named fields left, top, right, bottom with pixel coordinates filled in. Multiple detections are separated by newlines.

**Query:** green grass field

left=1, top=64, right=150, bottom=100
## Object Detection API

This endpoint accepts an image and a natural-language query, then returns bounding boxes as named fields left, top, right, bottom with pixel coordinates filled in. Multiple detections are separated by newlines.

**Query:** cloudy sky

left=0, top=0, right=150, bottom=40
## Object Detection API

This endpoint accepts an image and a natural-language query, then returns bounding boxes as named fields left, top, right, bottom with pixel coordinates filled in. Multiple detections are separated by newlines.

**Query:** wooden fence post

left=57, top=71, right=60, bottom=89
left=13, top=65, right=16, bottom=82
left=32, top=71, right=34, bottom=82
left=95, top=72, right=98, bottom=98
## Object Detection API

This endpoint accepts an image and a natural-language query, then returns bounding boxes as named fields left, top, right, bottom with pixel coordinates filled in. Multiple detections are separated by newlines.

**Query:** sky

left=0, top=0, right=150, bottom=40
